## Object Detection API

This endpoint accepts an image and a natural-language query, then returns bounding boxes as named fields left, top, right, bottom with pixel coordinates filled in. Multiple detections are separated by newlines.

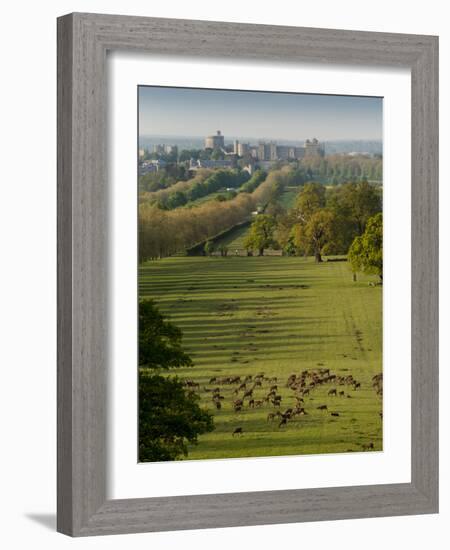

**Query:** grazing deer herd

left=183, top=367, right=383, bottom=452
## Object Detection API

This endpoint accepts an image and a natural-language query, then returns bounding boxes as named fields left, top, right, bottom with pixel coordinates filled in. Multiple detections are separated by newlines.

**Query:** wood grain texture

left=57, top=13, right=74, bottom=535
left=410, top=36, right=439, bottom=505
left=57, top=12, right=439, bottom=537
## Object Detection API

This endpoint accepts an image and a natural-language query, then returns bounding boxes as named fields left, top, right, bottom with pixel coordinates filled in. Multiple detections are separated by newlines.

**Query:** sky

left=138, top=86, right=383, bottom=142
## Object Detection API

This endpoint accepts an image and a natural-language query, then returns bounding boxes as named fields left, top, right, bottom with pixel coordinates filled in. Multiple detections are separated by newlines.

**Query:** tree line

left=298, top=154, right=382, bottom=184
left=139, top=167, right=291, bottom=261
left=139, top=169, right=212, bottom=206
left=140, top=168, right=264, bottom=210
left=139, top=152, right=382, bottom=196
left=163, top=169, right=251, bottom=209
left=139, top=163, right=189, bottom=193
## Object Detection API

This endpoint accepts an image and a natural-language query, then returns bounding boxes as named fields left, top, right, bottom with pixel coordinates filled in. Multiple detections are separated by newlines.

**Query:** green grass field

left=278, top=186, right=300, bottom=209
left=139, top=256, right=382, bottom=460
left=185, top=191, right=229, bottom=207
left=212, top=222, right=251, bottom=250
left=201, top=187, right=301, bottom=253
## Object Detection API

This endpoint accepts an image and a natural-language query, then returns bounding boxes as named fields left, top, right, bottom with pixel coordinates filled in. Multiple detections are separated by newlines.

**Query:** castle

left=204, top=130, right=225, bottom=150
left=205, top=131, right=324, bottom=160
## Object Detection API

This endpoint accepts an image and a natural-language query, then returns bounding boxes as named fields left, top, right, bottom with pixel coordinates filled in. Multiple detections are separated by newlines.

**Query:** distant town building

left=304, top=138, right=324, bottom=157
left=139, top=148, right=145, bottom=158
left=164, top=144, right=178, bottom=155
left=257, top=142, right=270, bottom=162
left=254, top=139, right=322, bottom=161
left=205, top=130, right=225, bottom=150
left=346, top=151, right=371, bottom=157
left=237, top=142, right=250, bottom=156
left=249, top=146, right=259, bottom=159
left=152, top=144, right=178, bottom=156
left=139, top=159, right=167, bottom=176
left=189, top=158, right=234, bottom=170
left=276, top=145, right=305, bottom=160
left=270, top=142, right=278, bottom=161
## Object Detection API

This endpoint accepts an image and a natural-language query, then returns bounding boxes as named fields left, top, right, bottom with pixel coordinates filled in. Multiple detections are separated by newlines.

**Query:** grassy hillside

left=139, top=256, right=382, bottom=460
left=210, top=187, right=300, bottom=253
left=211, top=222, right=251, bottom=251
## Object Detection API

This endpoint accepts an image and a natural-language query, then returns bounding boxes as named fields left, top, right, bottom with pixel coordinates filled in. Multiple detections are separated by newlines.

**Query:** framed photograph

left=57, top=13, right=438, bottom=536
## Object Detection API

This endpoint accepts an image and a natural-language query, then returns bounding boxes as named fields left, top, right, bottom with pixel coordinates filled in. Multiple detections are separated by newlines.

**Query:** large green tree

left=244, top=214, right=277, bottom=256
left=292, top=208, right=337, bottom=263
left=139, top=300, right=214, bottom=461
left=294, top=182, right=326, bottom=222
left=348, top=212, right=383, bottom=281
left=328, top=181, right=382, bottom=235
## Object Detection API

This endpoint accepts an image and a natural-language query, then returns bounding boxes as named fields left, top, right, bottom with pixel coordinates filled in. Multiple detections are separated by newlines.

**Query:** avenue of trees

left=178, top=169, right=250, bottom=206
left=140, top=168, right=264, bottom=210
left=139, top=300, right=214, bottom=461
left=139, top=167, right=291, bottom=261
left=162, top=169, right=251, bottom=209
left=139, top=169, right=212, bottom=207
left=239, top=169, right=267, bottom=193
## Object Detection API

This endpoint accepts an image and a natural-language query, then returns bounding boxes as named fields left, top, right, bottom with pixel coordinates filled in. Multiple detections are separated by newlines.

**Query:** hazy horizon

left=139, top=86, right=383, bottom=142
left=139, top=133, right=382, bottom=142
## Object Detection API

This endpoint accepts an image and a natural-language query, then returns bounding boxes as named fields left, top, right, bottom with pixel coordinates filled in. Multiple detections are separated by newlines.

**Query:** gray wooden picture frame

left=57, top=12, right=439, bottom=537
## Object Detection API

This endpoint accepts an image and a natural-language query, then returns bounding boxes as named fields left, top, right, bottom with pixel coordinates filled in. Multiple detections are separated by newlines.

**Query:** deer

left=243, top=389, right=253, bottom=400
